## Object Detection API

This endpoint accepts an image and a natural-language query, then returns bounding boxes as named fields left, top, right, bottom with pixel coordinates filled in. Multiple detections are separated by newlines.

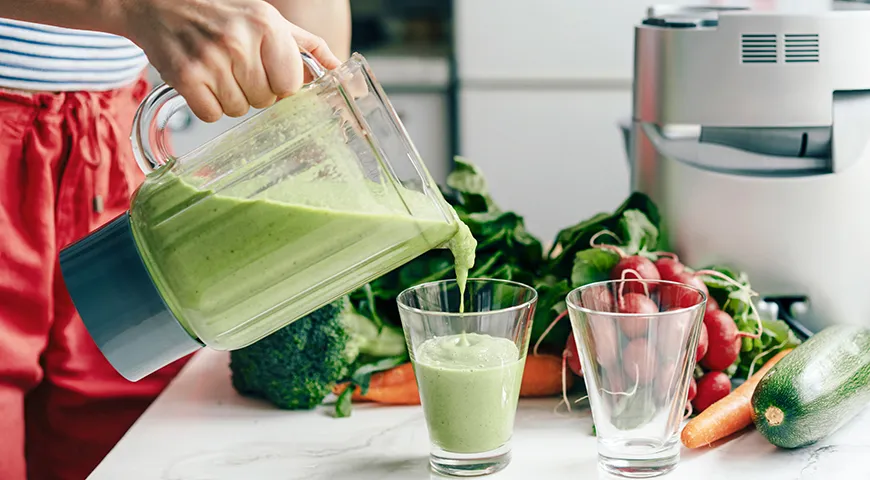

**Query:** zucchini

left=751, top=325, right=870, bottom=449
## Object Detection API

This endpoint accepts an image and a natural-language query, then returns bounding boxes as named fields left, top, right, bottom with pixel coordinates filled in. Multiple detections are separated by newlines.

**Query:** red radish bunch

left=693, top=371, right=732, bottom=412
left=700, top=309, right=741, bottom=371
left=687, top=377, right=698, bottom=402
left=622, top=338, right=657, bottom=385
left=696, top=324, right=709, bottom=362
left=589, top=315, right=620, bottom=368
left=617, top=293, right=657, bottom=338
left=654, top=257, right=684, bottom=280
left=565, top=332, right=583, bottom=377
left=603, top=250, right=746, bottom=415
left=611, top=256, right=661, bottom=293
left=532, top=236, right=759, bottom=417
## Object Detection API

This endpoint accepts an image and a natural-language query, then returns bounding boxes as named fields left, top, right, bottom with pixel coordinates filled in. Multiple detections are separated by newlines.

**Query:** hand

left=122, top=0, right=342, bottom=122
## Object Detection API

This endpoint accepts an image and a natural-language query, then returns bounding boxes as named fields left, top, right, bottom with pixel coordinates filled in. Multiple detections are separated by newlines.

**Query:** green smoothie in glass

left=413, top=332, right=525, bottom=454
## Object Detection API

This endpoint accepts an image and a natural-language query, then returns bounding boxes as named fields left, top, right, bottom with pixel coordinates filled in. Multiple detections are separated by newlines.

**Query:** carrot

left=520, top=354, right=574, bottom=397
left=332, top=354, right=570, bottom=407
left=332, top=363, right=421, bottom=405
left=680, top=348, right=793, bottom=448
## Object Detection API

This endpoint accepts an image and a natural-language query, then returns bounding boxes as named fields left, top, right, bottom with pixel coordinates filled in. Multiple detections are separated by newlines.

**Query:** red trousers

left=0, top=77, right=190, bottom=479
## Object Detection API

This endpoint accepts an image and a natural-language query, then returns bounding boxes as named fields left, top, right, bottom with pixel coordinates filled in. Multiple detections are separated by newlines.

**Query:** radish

left=656, top=309, right=707, bottom=363
left=589, top=315, right=619, bottom=368
left=696, top=323, right=709, bottom=362
left=618, top=293, right=658, bottom=338
left=687, top=377, right=698, bottom=402
left=611, top=256, right=661, bottom=293
left=622, top=338, right=657, bottom=385
left=656, top=308, right=691, bottom=360
left=565, top=332, right=583, bottom=377
left=700, top=309, right=741, bottom=371
left=677, top=271, right=710, bottom=296
left=654, top=257, right=684, bottom=281
left=705, top=296, right=720, bottom=316
left=659, top=283, right=704, bottom=310
left=581, top=287, right=616, bottom=313
left=693, top=371, right=731, bottom=412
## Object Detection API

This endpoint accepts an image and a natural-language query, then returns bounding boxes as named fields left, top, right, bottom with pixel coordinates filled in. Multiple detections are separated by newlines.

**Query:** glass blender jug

left=59, top=52, right=461, bottom=382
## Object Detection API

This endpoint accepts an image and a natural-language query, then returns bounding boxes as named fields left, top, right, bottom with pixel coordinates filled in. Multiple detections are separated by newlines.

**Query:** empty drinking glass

left=397, top=279, right=537, bottom=477
left=566, top=279, right=706, bottom=478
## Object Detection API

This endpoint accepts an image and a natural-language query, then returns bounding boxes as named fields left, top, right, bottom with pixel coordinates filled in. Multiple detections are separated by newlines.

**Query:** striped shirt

left=0, top=18, right=148, bottom=92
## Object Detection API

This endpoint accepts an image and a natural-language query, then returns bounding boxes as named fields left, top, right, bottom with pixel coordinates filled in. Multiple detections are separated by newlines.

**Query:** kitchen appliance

left=59, top=52, right=461, bottom=381
left=627, top=2, right=870, bottom=333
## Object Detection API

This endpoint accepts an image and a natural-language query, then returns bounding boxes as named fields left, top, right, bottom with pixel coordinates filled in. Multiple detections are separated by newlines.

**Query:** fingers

left=202, top=45, right=251, bottom=118
left=150, top=2, right=343, bottom=122
left=290, top=25, right=342, bottom=70
left=228, top=25, right=275, bottom=110
left=261, top=31, right=305, bottom=100
left=178, top=84, right=223, bottom=124
left=171, top=64, right=223, bottom=123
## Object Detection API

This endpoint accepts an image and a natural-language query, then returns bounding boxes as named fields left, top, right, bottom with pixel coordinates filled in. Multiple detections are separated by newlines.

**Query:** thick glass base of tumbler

left=598, top=452, right=678, bottom=478
left=429, top=443, right=511, bottom=477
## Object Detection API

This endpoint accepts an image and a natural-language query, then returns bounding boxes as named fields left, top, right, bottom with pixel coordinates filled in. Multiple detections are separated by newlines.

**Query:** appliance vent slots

left=784, top=34, right=820, bottom=63
left=741, top=34, right=777, bottom=64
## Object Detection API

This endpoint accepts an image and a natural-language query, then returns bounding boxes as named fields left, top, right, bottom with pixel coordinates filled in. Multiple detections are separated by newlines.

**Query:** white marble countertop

left=89, top=349, right=870, bottom=480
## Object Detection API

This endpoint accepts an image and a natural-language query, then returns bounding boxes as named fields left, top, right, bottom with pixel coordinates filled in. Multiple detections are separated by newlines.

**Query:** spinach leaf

left=529, top=276, right=573, bottom=351
left=547, top=192, right=661, bottom=279
left=571, top=248, right=621, bottom=287
left=446, top=156, right=494, bottom=213
left=618, top=210, right=659, bottom=255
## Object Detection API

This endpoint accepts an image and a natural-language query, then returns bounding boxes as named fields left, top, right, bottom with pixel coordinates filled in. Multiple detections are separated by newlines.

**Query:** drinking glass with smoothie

left=397, top=279, right=537, bottom=477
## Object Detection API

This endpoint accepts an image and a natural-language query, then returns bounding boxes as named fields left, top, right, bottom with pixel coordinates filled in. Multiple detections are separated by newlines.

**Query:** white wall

left=459, top=89, right=631, bottom=244
left=453, top=0, right=722, bottom=242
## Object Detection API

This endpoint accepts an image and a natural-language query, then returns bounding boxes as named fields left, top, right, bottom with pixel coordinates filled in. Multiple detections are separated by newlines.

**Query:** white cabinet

left=458, top=89, right=632, bottom=242
left=455, top=0, right=725, bottom=82
left=455, top=0, right=644, bottom=81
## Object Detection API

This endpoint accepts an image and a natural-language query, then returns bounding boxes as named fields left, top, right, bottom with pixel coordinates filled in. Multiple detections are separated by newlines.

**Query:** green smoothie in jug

left=128, top=87, right=477, bottom=350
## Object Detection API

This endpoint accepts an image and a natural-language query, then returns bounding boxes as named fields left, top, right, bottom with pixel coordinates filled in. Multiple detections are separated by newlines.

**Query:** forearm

left=0, top=0, right=126, bottom=34
left=267, top=0, right=351, bottom=60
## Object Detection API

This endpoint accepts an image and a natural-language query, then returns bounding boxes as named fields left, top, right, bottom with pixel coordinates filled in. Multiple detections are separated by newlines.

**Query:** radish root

left=652, top=251, right=680, bottom=263
left=533, top=309, right=569, bottom=356
left=694, top=269, right=763, bottom=340
left=590, top=230, right=627, bottom=258
left=683, top=402, right=693, bottom=420
left=601, top=364, right=640, bottom=398
left=554, top=393, right=591, bottom=416
left=618, top=268, right=650, bottom=299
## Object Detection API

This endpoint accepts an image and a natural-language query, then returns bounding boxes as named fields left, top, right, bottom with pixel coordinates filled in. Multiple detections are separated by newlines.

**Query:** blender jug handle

left=130, top=51, right=328, bottom=174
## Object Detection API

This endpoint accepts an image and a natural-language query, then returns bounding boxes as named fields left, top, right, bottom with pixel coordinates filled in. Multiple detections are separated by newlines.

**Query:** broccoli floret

left=229, top=297, right=406, bottom=410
